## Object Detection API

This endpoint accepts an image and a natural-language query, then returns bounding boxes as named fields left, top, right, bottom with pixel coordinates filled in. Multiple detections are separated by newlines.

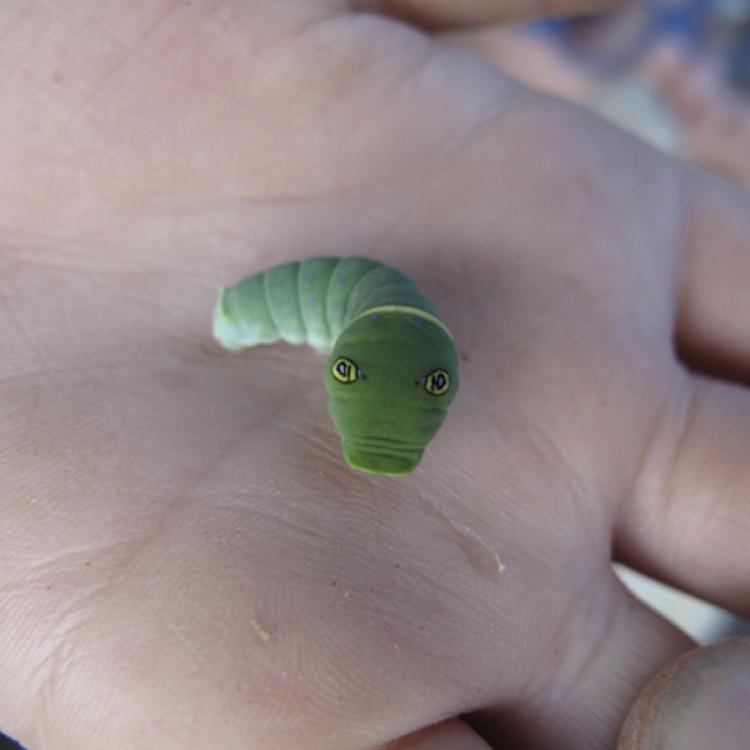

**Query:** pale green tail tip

left=212, top=288, right=244, bottom=351
left=343, top=443, right=423, bottom=476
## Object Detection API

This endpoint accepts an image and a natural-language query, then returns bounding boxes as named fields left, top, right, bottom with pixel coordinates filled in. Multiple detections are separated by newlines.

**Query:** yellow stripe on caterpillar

left=351, top=305, right=454, bottom=342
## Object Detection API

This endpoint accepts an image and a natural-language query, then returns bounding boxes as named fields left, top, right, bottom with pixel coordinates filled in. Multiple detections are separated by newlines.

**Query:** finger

left=354, top=0, right=626, bottom=29
left=618, top=375, right=750, bottom=618
left=677, top=170, right=750, bottom=382
left=439, top=24, right=600, bottom=101
left=381, top=719, right=493, bottom=748
left=640, top=42, right=721, bottom=122
left=465, top=573, right=693, bottom=749
left=617, top=636, right=750, bottom=749
left=640, top=42, right=750, bottom=190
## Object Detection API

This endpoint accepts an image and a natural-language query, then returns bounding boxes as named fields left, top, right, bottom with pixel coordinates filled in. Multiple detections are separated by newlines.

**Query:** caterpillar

left=213, top=257, right=458, bottom=476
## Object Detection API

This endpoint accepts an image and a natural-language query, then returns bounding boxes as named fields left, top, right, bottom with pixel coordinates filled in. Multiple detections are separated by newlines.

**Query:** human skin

left=1, top=1, right=750, bottom=748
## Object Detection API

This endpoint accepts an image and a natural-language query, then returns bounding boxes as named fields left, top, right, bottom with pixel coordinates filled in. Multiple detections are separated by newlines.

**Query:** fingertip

left=383, top=718, right=493, bottom=749
left=640, top=37, right=691, bottom=82
left=350, top=0, right=627, bottom=30
left=617, top=636, right=750, bottom=750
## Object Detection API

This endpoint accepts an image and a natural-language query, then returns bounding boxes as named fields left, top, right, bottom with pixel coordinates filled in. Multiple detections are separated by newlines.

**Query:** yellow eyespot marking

left=332, top=357, right=359, bottom=384
left=424, top=369, right=450, bottom=396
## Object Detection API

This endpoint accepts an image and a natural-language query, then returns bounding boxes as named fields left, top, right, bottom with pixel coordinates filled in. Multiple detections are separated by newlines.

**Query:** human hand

left=2, top=2, right=749, bottom=748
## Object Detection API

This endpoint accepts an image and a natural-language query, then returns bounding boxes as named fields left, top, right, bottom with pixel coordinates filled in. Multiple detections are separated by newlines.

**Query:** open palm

left=2, top=2, right=749, bottom=748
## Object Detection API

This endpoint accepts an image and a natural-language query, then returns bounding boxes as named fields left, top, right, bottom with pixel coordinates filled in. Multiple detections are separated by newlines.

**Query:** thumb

left=617, top=636, right=750, bottom=750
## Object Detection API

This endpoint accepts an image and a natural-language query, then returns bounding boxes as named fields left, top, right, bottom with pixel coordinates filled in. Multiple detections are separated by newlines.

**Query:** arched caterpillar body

left=213, top=257, right=458, bottom=475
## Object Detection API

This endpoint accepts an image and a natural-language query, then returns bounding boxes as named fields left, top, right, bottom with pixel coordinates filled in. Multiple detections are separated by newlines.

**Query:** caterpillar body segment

left=213, top=256, right=458, bottom=475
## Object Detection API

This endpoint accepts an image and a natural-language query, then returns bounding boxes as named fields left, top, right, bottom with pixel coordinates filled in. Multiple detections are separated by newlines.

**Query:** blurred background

left=2, top=0, right=749, bottom=747
left=451, top=0, right=750, bottom=190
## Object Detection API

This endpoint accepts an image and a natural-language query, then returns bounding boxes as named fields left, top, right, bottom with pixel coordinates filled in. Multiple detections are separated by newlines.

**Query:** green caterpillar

left=213, top=257, right=458, bottom=475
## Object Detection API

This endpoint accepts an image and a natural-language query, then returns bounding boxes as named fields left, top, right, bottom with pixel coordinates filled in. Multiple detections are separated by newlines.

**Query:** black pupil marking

left=425, top=369, right=449, bottom=395
left=333, top=357, right=358, bottom=384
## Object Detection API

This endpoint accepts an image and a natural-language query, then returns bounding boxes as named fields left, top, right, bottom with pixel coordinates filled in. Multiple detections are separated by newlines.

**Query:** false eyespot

left=424, top=368, right=450, bottom=396
left=331, top=356, right=359, bottom=384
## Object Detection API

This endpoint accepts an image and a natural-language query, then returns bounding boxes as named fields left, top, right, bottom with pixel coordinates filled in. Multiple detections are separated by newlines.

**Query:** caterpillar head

left=325, top=311, right=458, bottom=475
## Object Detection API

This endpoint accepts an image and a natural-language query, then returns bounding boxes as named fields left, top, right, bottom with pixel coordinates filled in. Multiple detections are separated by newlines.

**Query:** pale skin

left=2, top=1, right=750, bottom=748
